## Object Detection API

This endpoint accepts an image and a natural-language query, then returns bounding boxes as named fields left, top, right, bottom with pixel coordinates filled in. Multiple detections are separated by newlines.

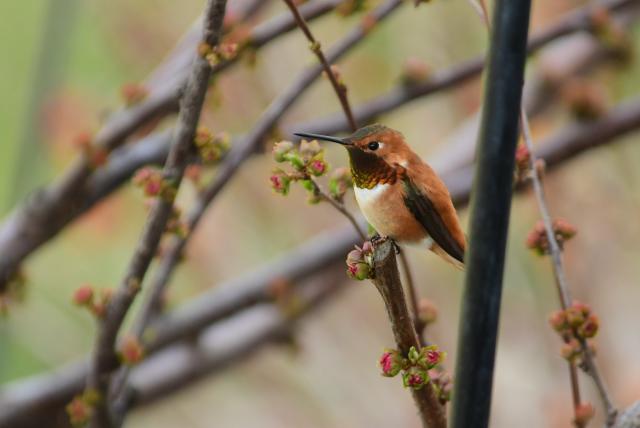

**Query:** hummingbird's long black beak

left=294, top=132, right=351, bottom=146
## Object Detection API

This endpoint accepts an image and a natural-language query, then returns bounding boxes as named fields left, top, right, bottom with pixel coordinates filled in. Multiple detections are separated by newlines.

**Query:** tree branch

left=371, top=241, right=445, bottom=428
left=86, top=1, right=229, bottom=426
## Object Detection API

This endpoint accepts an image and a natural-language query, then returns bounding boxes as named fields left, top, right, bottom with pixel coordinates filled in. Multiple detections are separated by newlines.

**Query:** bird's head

left=295, top=124, right=410, bottom=188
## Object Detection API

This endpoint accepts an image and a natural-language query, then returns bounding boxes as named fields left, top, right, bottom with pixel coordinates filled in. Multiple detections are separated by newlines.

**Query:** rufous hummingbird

left=295, top=124, right=466, bottom=269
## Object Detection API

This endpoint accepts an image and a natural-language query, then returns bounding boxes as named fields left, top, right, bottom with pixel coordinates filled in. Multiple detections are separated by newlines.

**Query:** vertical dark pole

left=451, top=1, right=531, bottom=428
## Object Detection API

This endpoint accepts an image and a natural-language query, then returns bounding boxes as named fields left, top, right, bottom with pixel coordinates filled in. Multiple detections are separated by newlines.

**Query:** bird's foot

left=370, top=233, right=388, bottom=247
left=370, top=234, right=400, bottom=254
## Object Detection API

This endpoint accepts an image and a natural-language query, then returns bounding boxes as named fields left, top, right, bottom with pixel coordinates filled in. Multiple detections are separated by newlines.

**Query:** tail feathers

left=431, top=243, right=465, bottom=271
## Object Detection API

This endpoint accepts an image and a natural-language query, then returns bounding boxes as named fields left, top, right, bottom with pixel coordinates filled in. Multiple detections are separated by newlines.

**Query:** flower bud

left=273, top=141, right=294, bottom=162
left=346, top=261, right=371, bottom=280
left=119, top=335, right=144, bottom=366
left=554, top=218, right=577, bottom=242
left=421, top=345, right=445, bottom=369
left=299, top=139, right=322, bottom=158
left=548, top=310, right=568, bottom=332
left=574, top=402, right=595, bottom=425
left=308, top=159, right=327, bottom=176
left=578, top=314, right=599, bottom=339
left=73, top=284, right=94, bottom=306
left=66, top=395, right=93, bottom=427
left=560, top=338, right=581, bottom=362
left=403, top=366, right=429, bottom=390
left=379, top=349, right=404, bottom=377
left=270, top=171, right=291, bottom=195
left=402, top=57, right=431, bottom=85
left=121, top=83, right=148, bottom=106
left=328, top=167, right=353, bottom=201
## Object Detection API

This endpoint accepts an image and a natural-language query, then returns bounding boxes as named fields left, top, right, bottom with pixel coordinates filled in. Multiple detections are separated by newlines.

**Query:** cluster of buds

left=328, top=167, right=353, bottom=202
left=513, top=142, right=546, bottom=185
left=379, top=345, right=446, bottom=390
left=336, top=0, right=369, bottom=16
left=194, top=126, right=230, bottom=164
left=72, top=284, right=113, bottom=318
left=120, top=83, right=148, bottom=106
left=166, top=206, right=189, bottom=238
left=66, top=389, right=100, bottom=427
left=401, top=57, right=431, bottom=86
left=562, top=79, right=608, bottom=121
left=549, top=301, right=599, bottom=363
left=346, top=242, right=374, bottom=280
left=74, top=132, right=108, bottom=169
left=526, top=218, right=577, bottom=255
left=198, top=42, right=239, bottom=66
left=119, top=335, right=145, bottom=366
left=271, top=140, right=329, bottom=201
left=132, top=167, right=177, bottom=201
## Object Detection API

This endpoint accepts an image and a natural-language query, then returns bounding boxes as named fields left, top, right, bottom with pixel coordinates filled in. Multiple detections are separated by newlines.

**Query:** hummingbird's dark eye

left=367, top=141, right=380, bottom=151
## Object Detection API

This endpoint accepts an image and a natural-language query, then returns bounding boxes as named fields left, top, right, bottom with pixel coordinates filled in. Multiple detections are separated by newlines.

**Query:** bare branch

left=371, top=241, right=445, bottom=428
left=86, top=1, right=229, bottom=426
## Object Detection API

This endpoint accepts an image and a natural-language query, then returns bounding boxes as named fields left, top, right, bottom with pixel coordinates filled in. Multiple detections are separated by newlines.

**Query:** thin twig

left=309, top=177, right=367, bottom=241
left=520, top=111, right=618, bottom=425
left=86, top=1, right=229, bottom=426
left=470, top=0, right=590, bottom=423
left=282, top=0, right=357, bottom=130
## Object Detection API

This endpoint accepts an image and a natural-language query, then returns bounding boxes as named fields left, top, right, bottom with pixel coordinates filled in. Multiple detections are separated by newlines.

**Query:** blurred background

left=1, top=0, right=639, bottom=427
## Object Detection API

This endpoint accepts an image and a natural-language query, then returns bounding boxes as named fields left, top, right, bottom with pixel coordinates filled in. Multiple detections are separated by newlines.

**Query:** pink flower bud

left=73, top=284, right=94, bottom=306
left=574, top=402, right=596, bottom=425
left=66, top=395, right=93, bottom=427
left=308, top=159, right=327, bottom=176
left=402, top=57, right=431, bottom=85
left=120, top=335, right=144, bottom=366
left=560, top=338, right=581, bottom=362
left=403, top=367, right=429, bottom=390
left=578, top=314, right=599, bottom=339
left=346, top=262, right=371, bottom=281
left=270, top=172, right=291, bottom=195
left=121, top=83, right=148, bottom=106
left=548, top=310, right=568, bottom=332
left=379, top=349, right=403, bottom=377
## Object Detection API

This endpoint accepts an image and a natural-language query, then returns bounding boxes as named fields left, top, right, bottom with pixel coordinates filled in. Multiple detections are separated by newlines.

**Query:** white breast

left=354, top=183, right=390, bottom=207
